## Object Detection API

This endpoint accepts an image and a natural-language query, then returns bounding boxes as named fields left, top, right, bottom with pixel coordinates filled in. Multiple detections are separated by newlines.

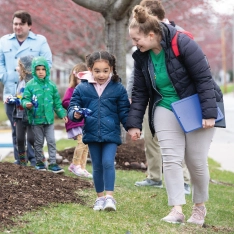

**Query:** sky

left=209, top=0, right=234, bottom=15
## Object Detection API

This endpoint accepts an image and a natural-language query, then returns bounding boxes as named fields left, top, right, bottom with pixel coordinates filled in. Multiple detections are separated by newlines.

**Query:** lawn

left=1, top=153, right=234, bottom=234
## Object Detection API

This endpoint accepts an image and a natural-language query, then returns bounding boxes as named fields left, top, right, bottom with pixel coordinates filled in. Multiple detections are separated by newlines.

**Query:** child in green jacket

left=22, top=56, right=68, bottom=173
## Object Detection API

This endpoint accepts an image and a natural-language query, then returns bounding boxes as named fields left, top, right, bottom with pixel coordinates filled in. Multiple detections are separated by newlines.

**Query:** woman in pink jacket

left=62, top=63, right=92, bottom=178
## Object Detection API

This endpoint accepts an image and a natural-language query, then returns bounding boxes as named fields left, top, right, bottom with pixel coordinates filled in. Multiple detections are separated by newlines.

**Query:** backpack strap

left=171, top=30, right=194, bottom=57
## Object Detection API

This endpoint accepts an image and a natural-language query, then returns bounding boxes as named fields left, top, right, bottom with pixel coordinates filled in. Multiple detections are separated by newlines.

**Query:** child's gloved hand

left=74, top=106, right=92, bottom=118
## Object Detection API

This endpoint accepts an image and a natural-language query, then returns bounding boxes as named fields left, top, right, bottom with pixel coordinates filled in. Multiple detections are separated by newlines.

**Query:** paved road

left=208, top=92, right=234, bottom=172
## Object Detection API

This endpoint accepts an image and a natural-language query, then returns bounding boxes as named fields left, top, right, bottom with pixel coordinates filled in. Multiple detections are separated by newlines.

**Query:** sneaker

left=68, top=163, right=86, bottom=177
left=187, top=206, right=206, bottom=225
left=48, top=164, right=64, bottom=174
left=35, top=161, right=47, bottom=171
left=83, top=169, right=93, bottom=179
left=135, top=179, right=163, bottom=188
left=184, top=183, right=191, bottom=195
left=93, top=197, right=105, bottom=211
left=161, top=208, right=185, bottom=224
left=103, top=195, right=116, bottom=211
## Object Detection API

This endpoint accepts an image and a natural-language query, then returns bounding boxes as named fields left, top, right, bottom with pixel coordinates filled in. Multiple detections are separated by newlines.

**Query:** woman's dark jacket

left=126, top=22, right=223, bottom=135
left=67, top=79, right=130, bottom=145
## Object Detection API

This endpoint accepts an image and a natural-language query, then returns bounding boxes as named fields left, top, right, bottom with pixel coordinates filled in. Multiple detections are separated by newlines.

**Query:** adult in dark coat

left=126, top=5, right=223, bottom=225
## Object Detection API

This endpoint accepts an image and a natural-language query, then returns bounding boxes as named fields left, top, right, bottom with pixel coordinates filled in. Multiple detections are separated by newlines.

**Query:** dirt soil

left=0, top=162, right=92, bottom=230
left=58, top=134, right=147, bottom=170
left=0, top=135, right=146, bottom=230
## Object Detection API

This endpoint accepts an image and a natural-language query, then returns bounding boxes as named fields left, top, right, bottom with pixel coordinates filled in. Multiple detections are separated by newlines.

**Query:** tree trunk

left=104, top=15, right=129, bottom=86
left=72, top=0, right=141, bottom=87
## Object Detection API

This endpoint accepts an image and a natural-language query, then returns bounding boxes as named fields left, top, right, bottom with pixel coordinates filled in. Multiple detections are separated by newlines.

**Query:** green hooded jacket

left=21, top=56, right=66, bottom=125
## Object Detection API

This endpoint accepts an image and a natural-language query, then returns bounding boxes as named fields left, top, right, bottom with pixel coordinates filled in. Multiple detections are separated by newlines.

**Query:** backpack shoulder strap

left=171, top=30, right=194, bottom=57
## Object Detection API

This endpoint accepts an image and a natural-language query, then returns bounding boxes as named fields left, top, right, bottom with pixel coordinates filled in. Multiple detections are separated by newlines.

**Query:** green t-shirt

left=150, top=49, right=179, bottom=110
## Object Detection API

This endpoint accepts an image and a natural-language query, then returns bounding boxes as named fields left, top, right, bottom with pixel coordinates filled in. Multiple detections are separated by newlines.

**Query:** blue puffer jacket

left=126, top=22, right=223, bottom=135
left=68, top=79, right=130, bottom=145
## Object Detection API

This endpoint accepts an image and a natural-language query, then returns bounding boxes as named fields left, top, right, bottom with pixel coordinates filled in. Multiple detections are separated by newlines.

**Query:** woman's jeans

left=88, top=142, right=117, bottom=193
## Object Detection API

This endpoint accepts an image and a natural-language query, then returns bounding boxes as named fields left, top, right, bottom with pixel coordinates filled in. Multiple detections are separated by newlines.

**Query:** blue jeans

left=88, top=142, right=117, bottom=193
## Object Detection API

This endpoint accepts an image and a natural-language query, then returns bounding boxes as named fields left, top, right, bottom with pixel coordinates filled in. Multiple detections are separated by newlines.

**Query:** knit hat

left=18, top=55, right=34, bottom=83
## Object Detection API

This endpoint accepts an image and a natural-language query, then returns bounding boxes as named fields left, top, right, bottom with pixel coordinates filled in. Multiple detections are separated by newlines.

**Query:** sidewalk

left=0, top=127, right=67, bottom=161
left=208, top=92, right=234, bottom=172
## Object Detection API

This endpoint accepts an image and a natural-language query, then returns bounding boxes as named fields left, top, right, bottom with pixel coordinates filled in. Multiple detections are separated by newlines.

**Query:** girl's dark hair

left=140, top=0, right=165, bottom=20
left=85, top=51, right=120, bottom=82
left=13, top=10, right=32, bottom=26
left=129, top=5, right=162, bottom=36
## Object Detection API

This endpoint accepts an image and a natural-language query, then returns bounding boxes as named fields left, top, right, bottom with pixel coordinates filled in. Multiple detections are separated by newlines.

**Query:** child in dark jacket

left=62, top=63, right=92, bottom=178
left=12, top=55, right=35, bottom=166
left=21, top=56, right=68, bottom=174
left=68, top=51, right=130, bottom=211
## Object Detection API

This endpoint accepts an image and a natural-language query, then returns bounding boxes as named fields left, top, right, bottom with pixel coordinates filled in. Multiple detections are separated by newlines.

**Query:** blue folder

left=171, top=94, right=224, bottom=133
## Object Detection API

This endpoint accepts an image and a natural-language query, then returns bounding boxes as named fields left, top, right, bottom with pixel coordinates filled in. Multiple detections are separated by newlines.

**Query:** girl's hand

left=26, top=102, right=33, bottom=109
left=128, top=128, right=141, bottom=141
left=74, top=111, right=82, bottom=119
left=63, top=116, right=68, bottom=123
left=202, top=118, right=215, bottom=129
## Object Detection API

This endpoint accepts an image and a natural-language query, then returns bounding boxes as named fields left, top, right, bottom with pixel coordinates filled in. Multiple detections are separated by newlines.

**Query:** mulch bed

left=58, top=134, right=147, bottom=170
left=0, top=162, right=92, bottom=230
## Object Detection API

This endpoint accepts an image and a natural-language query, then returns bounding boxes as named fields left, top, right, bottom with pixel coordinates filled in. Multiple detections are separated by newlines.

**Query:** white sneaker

left=93, top=197, right=105, bottom=211
left=68, top=164, right=85, bottom=177
left=103, top=195, right=116, bottom=211
left=83, top=169, right=93, bottom=179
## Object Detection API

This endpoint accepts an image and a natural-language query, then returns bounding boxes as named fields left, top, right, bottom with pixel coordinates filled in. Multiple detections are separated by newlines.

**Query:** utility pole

left=221, top=21, right=227, bottom=93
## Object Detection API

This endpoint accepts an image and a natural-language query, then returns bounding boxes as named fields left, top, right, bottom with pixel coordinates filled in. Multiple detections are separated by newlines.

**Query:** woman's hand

left=202, top=118, right=215, bottom=129
left=128, top=128, right=141, bottom=141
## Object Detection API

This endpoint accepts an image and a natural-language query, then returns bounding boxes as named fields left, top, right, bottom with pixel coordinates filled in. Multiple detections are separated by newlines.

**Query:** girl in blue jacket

left=68, top=51, right=130, bottom=212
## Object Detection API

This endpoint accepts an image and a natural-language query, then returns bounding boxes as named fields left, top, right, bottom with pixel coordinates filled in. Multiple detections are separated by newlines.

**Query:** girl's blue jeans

left=88, top=142, right=117, bottom=193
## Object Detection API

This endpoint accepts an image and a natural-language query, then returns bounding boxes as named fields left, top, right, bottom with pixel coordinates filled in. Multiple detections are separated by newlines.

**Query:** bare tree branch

left=72, top=0, right=113, bottom=15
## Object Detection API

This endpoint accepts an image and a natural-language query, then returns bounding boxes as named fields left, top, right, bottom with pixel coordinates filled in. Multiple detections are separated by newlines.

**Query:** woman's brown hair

left=129, top=5, right=162, bottom=36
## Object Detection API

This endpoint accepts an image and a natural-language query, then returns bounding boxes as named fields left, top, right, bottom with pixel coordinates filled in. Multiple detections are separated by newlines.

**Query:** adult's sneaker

left=184, top=183, right=191, bottom=195
left=161, top=208, right=185, bottom=224
left=93, top=197, right=105, bottom=211
left=103, top=195, right=116, bottom=211
left=48, top=164, right=64, bottom=174
left=135, top=179, right=163, bottom=188
left=35, top=161, right=47, bottom=171
left=187, top=205, right=206, bottom=225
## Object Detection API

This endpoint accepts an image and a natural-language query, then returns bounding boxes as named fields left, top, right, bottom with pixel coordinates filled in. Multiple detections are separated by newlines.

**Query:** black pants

left=15, top=119, right=35, bottom=166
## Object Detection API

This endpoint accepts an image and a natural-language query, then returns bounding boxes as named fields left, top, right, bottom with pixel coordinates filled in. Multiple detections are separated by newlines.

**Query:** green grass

left=0, top=101, right=8, bottom=123
left=220, top=83, right=234, bottom=94
left=2, top=153, right=234, bottom=233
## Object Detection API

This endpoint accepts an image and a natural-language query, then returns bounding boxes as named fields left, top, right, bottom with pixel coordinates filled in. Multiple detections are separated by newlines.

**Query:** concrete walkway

left=208, top=92, right=234, bottom=172
left=0, top=127, right=67, bottom=161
